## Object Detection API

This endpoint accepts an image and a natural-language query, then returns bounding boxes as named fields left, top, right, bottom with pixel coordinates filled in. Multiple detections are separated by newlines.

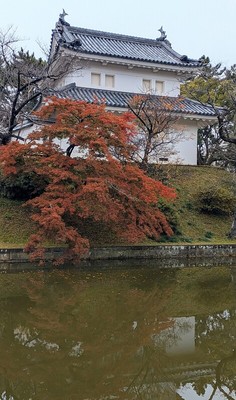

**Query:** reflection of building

left=131, top=315, right=218, bottom=399
left=155, top=316, right=195, bottom=355
left=152, top=312, right=236, bottom=399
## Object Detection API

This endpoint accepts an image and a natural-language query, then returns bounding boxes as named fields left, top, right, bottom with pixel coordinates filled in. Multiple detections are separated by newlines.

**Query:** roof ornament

left=56, top=9, right=70, bottom=27
left=156, top=26, right=172, bottom=47
left=55, top=9, right=70, bottom=33
left=59, top=9, right=68, bottom=22
left=158, top=26, right=167, bottom=41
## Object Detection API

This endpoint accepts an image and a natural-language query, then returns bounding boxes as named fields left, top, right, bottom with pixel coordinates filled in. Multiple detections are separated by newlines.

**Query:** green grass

left=0, top=165, right=235, bottom=247
left=0, top=197, right=36, bottom=246
left=149, top=164, right=236, bottom=245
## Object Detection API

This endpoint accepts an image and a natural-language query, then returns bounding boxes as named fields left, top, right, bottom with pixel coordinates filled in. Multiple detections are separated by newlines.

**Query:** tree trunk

left=140, top=134, right=152, bottom=171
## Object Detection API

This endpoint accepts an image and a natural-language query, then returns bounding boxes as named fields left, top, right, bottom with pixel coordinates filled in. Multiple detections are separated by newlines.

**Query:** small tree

left=128, top=94, right=183, bottom=170
left=0, top=98, right=176, bottom=263
left=181, top=57, right=236, bottom=168
left=182, top=57, right=236, bottom=238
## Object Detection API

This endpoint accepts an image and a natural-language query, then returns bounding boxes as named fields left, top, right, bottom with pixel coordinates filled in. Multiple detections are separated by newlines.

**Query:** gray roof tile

left=56, top=25, right=200, bottom=67
left=51, top=84, right=217, bottom=117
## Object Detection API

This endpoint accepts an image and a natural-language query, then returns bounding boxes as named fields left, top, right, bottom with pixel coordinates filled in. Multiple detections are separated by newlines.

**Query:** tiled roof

left=54, top=22, right=200, bottom=68
left=52, top=84, right=217, bottom=117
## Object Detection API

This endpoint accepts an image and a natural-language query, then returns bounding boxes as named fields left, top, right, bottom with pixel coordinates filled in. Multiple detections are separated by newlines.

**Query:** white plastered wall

left=142, top=118, right=198, bottom=165
left=166, top=119, right=198, bottom=165
left=56, top=60, right=181, bottom=97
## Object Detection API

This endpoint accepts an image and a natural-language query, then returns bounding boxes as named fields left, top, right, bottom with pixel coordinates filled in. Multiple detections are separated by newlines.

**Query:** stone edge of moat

left=0, top=244, right=236, bottom=264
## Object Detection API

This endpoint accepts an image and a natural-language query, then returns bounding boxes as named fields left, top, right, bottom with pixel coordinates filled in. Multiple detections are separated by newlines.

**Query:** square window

left=155, top=81, right=164, bottom=95
left=105, top=75, right=115, bottom=88
left=142, top=79, right=151, bottom=92
left=91, top=73, right=101, bottom=86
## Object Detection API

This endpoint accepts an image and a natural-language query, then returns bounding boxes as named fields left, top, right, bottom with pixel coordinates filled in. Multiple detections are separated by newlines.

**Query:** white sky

left=0, top=0, right=235, bottom=67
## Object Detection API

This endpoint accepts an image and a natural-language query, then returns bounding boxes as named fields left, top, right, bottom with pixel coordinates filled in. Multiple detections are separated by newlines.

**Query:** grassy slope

left=157, top=165, right=236, bottom=244
left=0, top=198, right=35, bottom=247
left=0, top=165, right=235, bottom=247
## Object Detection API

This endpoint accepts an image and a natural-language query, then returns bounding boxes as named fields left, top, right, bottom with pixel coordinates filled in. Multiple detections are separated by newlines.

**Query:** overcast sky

left=0, top=0, right=235, bottom=67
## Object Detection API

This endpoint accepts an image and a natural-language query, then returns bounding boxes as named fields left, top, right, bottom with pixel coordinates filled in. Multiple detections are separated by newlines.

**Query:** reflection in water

left=0, top=264, right=235, bottom=399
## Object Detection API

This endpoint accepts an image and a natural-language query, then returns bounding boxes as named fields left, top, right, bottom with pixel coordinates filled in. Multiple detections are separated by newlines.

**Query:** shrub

left=205, top=231, right=214, bottom=239
left=0, top=171, right=47, bottom=200
left=196, top=186, right=235, bottom=215
left=158, top=198, right=181, bottom=235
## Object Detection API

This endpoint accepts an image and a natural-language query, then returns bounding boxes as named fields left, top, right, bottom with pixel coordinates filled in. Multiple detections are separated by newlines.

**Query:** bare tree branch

left=0, top=27, right=80, bottom=145
left=128, top=94, right=182, bottom=169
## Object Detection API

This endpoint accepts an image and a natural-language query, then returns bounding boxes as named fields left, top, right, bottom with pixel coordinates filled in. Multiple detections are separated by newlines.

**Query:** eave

left=59, top=47, right=201, bottom=74
left=105, top=105, right=218, bottom=122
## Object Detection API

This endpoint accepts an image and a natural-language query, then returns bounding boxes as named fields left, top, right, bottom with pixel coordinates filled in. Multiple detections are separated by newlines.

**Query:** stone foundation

left=0, top=244, right=236, bottom=264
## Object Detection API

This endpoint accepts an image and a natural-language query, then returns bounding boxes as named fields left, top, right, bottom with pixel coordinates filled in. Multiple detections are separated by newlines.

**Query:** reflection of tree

left=0, top=266, right=235, bottom=399
left=168, top=266, right=235, bottom=317
left=178, top=351, right=236, bottom=400
left=196, top=310, right=236, bottom=360
left=177, top=309, right=236, bottom=399
left=192, top=377, right=211, bottom=397
left=208, top=350, right=236, bottom=400
left=165, top=267, right=236, bottom=400
left=217, top=350, right=236, bottom=397
left=0, top=268, right=178, bottom=399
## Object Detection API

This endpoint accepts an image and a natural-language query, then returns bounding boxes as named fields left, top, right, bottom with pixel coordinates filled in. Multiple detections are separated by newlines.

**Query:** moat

left=0, top=261, right=236, bottom=399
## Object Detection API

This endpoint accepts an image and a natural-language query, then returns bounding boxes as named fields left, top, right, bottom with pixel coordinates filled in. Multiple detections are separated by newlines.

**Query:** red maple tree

left=0, top=98, right=176, bottom=263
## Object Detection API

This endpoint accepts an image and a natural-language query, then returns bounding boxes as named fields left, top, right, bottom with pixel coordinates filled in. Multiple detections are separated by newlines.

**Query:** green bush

left=0, top=172, right=47, bottom=200
left=196, top=186, right=235, bottom=215
left=158, top=198, right=181, bottom=235
left=205, top=231, right=214, bottom=239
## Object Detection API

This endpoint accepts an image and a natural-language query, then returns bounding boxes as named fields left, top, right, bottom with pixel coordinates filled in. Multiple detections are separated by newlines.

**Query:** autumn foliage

left=0, top=98, right=176, bottom=263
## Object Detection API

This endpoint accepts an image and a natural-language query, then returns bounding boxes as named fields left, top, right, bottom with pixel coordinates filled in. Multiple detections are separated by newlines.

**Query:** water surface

left=0, top=262, right=236, bottom=399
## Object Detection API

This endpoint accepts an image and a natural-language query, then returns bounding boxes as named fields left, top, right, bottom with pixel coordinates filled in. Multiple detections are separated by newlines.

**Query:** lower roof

left=51, top=83, right=217, bottom=118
